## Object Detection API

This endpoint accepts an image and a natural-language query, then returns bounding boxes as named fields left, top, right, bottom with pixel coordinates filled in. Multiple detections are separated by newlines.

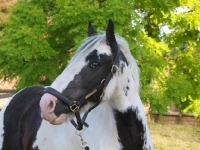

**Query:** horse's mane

left=69, top=33, right=140, bottom=93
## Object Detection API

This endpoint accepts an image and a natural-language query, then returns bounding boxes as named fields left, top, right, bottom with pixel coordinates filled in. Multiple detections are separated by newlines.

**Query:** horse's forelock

left=70, top=33, right=106, bottom=63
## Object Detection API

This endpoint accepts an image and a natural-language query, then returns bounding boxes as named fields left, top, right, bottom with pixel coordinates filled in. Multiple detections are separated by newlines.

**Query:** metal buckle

left=70, top=103, right=80, bottom=112
left=101, top=79, right=106, bottom=84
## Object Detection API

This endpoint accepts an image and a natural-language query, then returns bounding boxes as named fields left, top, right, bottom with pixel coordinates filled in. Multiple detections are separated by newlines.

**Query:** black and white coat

left=0, top=20, right=153, bottom=150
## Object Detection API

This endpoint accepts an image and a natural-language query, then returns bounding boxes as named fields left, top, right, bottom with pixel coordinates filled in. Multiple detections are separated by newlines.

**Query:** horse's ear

left=106, top=19, right=118, bottom=54
left=88, top=21, right=97, bottom=37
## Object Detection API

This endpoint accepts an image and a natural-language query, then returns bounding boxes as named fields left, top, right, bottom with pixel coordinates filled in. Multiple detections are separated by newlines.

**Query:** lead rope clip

left=76, top=129, right=89, bottom=150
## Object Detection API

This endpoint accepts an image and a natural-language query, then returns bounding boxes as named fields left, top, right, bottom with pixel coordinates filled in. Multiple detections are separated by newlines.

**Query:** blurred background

left=0, top=0, right=199, bottom=149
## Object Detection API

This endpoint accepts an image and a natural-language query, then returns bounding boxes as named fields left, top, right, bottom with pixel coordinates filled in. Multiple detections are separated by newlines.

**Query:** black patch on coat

left=120, top=62, right=126, bottom=73
left=123, top=85, right=130, bottom=96
left=114, top=107, right=149, bottom=150
left=32, top=146, right=40, bottom=150
left=123, top=78, right=130, bottom=96
left=66, top=50, right=112, bottom=102
left=2, top=86, right=43, bottom=150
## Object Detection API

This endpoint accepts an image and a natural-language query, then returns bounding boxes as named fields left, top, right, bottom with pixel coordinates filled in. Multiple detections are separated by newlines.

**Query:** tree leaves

left=0, top=0, right=199, bottom=116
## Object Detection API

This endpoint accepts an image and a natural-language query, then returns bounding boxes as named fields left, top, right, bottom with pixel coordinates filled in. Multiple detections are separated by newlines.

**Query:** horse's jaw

left=40, top=93, right=67, bottom=125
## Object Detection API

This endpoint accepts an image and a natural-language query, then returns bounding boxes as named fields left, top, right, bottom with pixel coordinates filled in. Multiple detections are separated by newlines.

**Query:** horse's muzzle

left=40, top=93, right=67, bottom=125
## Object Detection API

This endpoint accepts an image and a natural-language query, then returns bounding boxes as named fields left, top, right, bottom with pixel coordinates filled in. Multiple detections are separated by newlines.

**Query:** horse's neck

left=104, top=64, right=153, bottom=149
left=83, top=102, right=122, bottom=149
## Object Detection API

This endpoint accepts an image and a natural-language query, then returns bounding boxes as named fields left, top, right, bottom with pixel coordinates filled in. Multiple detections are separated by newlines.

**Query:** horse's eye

left=90, top=61, right=100, bottom=69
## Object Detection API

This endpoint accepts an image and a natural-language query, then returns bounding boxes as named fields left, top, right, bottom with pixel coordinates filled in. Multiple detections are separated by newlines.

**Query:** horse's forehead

left=95, top=42, right=112, bottom=56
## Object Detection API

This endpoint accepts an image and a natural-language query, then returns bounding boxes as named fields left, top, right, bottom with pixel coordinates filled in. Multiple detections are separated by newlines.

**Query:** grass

left=149, top=121, right=200, bottom=150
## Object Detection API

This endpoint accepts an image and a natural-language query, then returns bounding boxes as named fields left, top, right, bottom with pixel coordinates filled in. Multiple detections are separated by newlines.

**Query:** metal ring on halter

left=76, top=127, right=84, bottom=135
left=101, top=79, right=106, bottom=84
left=111, top=65, right=117, bottom=75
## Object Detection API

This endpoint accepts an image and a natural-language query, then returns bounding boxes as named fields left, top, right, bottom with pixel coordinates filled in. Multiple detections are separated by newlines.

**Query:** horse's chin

left=41, top=112, right=67, bottom=125
left=49, top=113, right=67, bottom=125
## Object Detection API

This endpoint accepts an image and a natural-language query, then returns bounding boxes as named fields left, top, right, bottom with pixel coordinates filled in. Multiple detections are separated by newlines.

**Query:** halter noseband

left=43, top=47, right=124, bottom=149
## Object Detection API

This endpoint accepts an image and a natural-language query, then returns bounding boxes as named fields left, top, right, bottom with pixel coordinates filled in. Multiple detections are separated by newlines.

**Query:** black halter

left=43, top=46, right=124, bottom=149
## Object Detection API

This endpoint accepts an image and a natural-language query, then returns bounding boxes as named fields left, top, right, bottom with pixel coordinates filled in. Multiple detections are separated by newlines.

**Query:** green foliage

left=0, top=0, right=199, bottom=116
left=0, top=0, right=14, bottom=43
left=0, top=1, right=58, bottom=86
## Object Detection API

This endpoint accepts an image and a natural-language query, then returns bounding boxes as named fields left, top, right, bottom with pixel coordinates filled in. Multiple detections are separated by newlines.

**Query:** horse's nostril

left=47, top=100, right=55, bottom=111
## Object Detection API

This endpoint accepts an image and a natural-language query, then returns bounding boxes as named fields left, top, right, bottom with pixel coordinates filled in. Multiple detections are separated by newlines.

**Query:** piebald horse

left=0, top=20, right=153, bottom=150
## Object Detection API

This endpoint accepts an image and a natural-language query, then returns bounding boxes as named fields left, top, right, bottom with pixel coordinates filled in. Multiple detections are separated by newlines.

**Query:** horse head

left=39, top=20, right=136, bottom=126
